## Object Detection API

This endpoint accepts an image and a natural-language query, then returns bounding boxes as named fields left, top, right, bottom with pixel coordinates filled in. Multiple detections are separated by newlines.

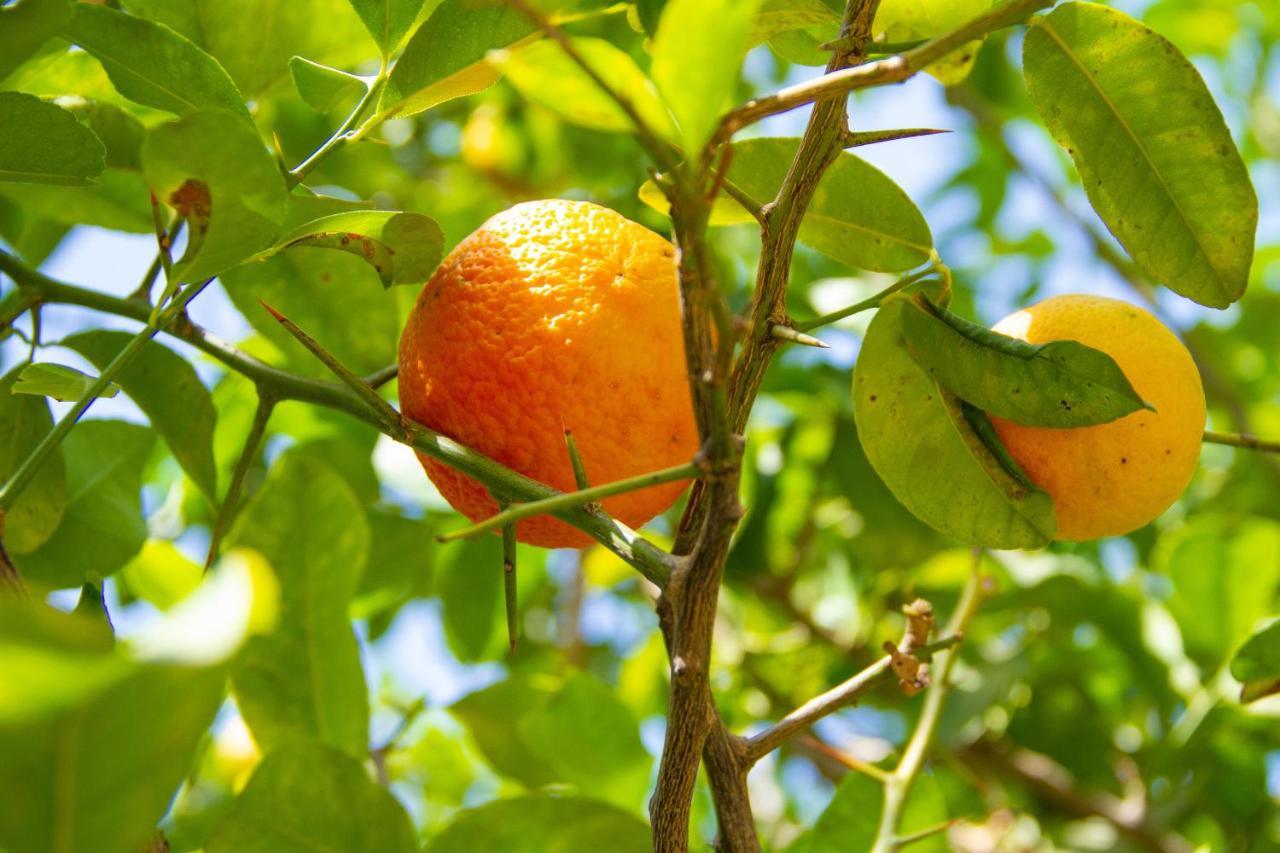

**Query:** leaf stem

left=502, top=515, right=518, bottom=654
left=715, top=0, right=1057, bottom=140
left=205, top=394, right=275, bottom=570
left=794, top=267, right=935, bottom=332
left=0, top=276, right=213, bottom=513
left=439, top=461, right=700, bottom=542
left=1203, top=430, right=1280, bottom=454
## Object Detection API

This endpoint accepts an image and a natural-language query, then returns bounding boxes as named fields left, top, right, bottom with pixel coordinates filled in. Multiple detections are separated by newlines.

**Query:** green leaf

left=63, top=3, right=249, bottom=118
left=73, top=575, right=113, bottom=634
left=64, top=99, right=146, bottom=171
left=519, top=672, right=653, bottom=810
left=787, top=771, right=881, bottom=853
left=272, top=210, right=445, bottom=287
left=425, top=795, right=651, bottom=853
left=900, top=295, right=1149, bottom=427
left=380, top=0, right=537, bottom=118
left=119, top=0, right=377, bottom=99
left=853, top=297, right=1056, bottom=549
left=15, top=421, right=154, bottom=588
left=281, top=189, right=375, bottom=232
left=1022, top=2, right=1256, bottom=308
left=64, top=331, right=219, bottom=502
left=828, top=417, right=944, bottom=569
left=635, top=0, right=666, bottom=37
left=142, top=107, right=289, bottom=284
left=121, top=539, right=204, bottom=610
left=347, top=0, right=427, bottom=56
left=876, top=0, right=992, bottom=85
left=289, top=56, right=369, bottom=114
left=1160, top=517, right=1280, bottom=667
left=748, top=0, right=840, bottom=47
left=221, top=249, right=401, bottom=375
left=0, top=0, right=72, bottom=81
left=450, top=675, right=559, bottom=786
left=11, top=361, right=121, bottom=402
left=436, top=535, right=504, bottom=662
left=0, top=367, right=66, bottom=556
left=1230, top=620, right=1280, bottom=704
left=643, top=138, right=933, bottom=271
left=0, top=599, right=118, bottom=724
left=229, top=454, right=370, bottom=758
left=0, top=628, right=224, bottom=853
left=207, top=742, right=418, bottom=853
left=0, top=92, right=105, bottom=186
left=0, top=169, right=154, bottom=233
left=492, top=38, right=676, bottom=139
left=651, top=0, right=761, bottom=154
left=353, top=507, right=435, bottom=619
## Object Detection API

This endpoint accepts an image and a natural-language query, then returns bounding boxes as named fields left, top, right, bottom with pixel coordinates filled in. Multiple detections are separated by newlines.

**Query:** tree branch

left=871, top=552, right=986, bottom=853
left=0, top=251, right=676, bottom=586
left=714, top=0, right=1057, bottom=142
left=1203, top=430, right=1280, bottom=454
left=742, top=634, right=961, bottom=767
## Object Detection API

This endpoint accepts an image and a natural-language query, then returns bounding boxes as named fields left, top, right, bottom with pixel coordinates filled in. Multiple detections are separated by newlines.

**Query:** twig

left=0, top=251, right=677, bottom=587
left=800, top=736, right=892, bottom=783
left=364, top=363, right=399, bottom=389
left=565, top=430, right=592, bottom=491
left=438, top=461, right=700, bottom=542
left=714, top=0, right=1057, bottom=142
left=742, top=634, right=961, bottom=766
left=205, top=395, right=275, bottom=570
left=871, top=550, right=986, bottom=853
left=1203, top=430, right=1280, bottom=454
left=0, top=276, right=214, bottom=515
left=371, top=696, right=427, bottom=787
left=504, top=0, right=679, bottom=174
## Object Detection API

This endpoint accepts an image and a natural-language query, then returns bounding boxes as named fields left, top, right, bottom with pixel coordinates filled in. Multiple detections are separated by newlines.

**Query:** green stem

left=871, top=551, right=985, bottom=853
left=794, top=267, right=936, bottom=332
left=0, top=276, right=213, bottom=514
left=439, top=461, right=701, bottom=542
left=205, top=395, right=275, bottom=570
left=287, top=69, right=388, bottom=185
left=1203, top=430, right=1280, bottom=454
left=0, top=248, right=678, bottom=585
left=502, top=516, right=518, bottom=654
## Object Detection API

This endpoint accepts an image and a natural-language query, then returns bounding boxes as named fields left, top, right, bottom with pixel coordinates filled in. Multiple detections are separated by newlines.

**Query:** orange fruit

left=398, top=199, right=698, bottom=548
left=989, top=295, right=1205, bottom=541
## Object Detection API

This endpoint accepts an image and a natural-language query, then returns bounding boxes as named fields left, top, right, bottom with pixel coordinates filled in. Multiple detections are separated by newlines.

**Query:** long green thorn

left=259, top=300, right=401, bottom=428
left=565, top=430, right=591, bottom=490
left=502, top=515, right=518, bottom=655
left=438, top=461, right=700, bottom=543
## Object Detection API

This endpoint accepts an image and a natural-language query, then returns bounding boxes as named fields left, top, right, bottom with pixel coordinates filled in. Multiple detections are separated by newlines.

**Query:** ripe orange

left=989, top=295, right=1206, bottom=541
left=398, top=199, right=699, bottom=548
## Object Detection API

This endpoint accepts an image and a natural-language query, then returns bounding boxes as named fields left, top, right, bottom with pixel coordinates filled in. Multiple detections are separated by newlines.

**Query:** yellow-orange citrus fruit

left=989, top=295, right=1205, bottom=541
left=398, top=199, right=698, bottom=548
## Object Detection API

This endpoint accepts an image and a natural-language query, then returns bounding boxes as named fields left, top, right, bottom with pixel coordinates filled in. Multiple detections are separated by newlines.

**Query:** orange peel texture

left=398, top=199, right=699, bottom=548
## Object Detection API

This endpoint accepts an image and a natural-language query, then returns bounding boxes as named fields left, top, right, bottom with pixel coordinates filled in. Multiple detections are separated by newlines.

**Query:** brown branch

left=741, top=632, right=961, bottom=766
left=871, top=552, right=986, bottom=853
left=714, top=0, right=1057, bottom=142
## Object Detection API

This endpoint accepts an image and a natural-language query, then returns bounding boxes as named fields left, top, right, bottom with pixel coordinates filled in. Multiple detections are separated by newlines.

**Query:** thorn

left=258, top=299, right=285, bottom=322
left=770, top=324, right=830, bottom=348
left=843, top=128, right=951, bottom=149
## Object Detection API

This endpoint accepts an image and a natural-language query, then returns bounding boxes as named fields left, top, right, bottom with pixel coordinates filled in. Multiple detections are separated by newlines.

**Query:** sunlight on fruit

left=990, top=295, right=1206, bottom=540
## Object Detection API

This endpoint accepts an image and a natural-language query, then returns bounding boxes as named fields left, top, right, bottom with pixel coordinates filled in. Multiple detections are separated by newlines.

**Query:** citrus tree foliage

left=1, top=0, right=1279, bottom=851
